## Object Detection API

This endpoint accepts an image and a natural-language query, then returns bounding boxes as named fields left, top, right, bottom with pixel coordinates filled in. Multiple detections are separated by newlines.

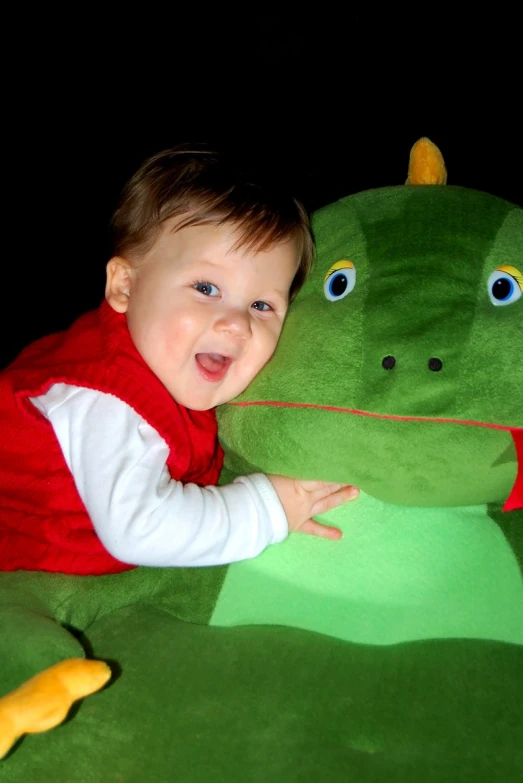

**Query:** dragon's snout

left=381, top=355, right=443, bottom=372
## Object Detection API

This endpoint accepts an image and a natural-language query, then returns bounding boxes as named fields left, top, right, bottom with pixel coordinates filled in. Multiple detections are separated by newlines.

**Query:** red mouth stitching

left=228, top=400, right=522, bottom=512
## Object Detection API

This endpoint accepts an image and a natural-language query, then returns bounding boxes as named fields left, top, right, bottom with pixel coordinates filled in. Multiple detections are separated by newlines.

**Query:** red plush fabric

left=0, top=301, right=223, bottom=574
left=503, top=429, right=523, bottom=512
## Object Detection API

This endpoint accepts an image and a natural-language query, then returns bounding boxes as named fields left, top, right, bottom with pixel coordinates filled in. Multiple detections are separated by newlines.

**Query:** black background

left=3, top=10, right=521, bottom=369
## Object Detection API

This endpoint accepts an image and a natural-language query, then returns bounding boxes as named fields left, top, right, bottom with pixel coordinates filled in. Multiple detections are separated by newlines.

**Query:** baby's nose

left=215, top=308, right=252, bottom=337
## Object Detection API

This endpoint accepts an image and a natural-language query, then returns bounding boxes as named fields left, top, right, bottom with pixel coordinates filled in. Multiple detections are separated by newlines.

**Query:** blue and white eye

left=324, top=260, right=356, bottom=302
left=487, top=265, right=523, bottom=306
left=194, top=281, right=220, bottom=297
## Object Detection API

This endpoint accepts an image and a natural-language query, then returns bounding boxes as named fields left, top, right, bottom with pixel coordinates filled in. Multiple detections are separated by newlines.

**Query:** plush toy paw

left=0, top=657, right=111, bottom=758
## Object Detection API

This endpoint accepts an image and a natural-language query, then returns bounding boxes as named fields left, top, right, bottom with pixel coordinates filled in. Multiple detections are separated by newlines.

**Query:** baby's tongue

left=196, top=353, right=227, bottom=373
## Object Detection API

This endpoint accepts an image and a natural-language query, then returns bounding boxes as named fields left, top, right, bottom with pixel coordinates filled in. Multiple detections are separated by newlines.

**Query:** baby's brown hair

left=111, top=144, right=314, bottom=300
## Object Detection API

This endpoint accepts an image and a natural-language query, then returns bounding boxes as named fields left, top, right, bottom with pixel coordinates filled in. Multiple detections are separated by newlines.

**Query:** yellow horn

left=406, top=137, right=447, bottom=185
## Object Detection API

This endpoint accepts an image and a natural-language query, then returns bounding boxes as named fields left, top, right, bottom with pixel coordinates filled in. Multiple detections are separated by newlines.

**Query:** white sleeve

left=29, top=384, right=288, bottom=567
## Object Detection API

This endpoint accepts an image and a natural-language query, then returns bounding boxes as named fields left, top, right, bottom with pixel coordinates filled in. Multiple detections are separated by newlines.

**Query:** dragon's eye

left=487, top=265, right=522, bottom=306
left=324, top=260, right=356, bottom=302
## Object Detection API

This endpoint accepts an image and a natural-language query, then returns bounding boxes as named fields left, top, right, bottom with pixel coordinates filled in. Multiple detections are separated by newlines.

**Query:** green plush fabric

left=212, top=184, right=523, bottom=651
left=3, top=607, right=523, bottom=782
left=211, top=498, right=523, bottom=645
left=1, top=163, right=522, bottom=781
left=218, top=186, right=522, bottom=506
left=0, top=566, right=225, bottom=694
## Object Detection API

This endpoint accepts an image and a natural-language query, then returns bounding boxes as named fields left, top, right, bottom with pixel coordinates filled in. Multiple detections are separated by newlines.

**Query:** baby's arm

left=30, top=385, right=355, bottom=568
left=30, top=384, right=287, bottom=566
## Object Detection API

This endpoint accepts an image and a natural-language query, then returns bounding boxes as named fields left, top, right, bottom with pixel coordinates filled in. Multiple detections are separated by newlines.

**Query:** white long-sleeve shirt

left=30, top=383, right=287, bottom=567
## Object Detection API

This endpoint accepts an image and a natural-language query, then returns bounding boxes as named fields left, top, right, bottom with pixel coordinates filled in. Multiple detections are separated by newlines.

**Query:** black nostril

left=428, top=357, right=443, bottom=372
left=382, top=355, right=396, bottom=370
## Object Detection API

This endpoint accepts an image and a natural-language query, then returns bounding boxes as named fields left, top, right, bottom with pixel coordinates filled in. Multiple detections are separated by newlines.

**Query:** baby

left=0, top=144, right=358, bottom=575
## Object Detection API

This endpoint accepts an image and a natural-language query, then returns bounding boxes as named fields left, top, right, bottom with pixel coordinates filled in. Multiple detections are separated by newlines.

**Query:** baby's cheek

left=256, top=335, right=280, bottom=372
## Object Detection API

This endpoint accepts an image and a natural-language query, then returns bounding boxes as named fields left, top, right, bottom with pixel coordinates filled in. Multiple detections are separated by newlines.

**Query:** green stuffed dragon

left=213, top=136, right=523, bottom=646
left=1, top=138, right=521, bottom=782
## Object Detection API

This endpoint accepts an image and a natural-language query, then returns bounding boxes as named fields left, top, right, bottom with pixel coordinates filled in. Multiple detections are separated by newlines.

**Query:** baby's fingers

left=310, top=485, right=359, bottom=517
left=300, top=480, right=346, bottom=496
left=297, top=519, right=343, bottom=540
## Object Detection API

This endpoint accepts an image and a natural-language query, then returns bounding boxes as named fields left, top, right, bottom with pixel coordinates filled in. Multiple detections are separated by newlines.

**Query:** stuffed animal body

left=213, top=164, right=523, bottom=645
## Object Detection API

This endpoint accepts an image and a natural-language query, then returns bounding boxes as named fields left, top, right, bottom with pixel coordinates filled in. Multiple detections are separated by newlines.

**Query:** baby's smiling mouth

left=195, top=353, right=232, bottom=382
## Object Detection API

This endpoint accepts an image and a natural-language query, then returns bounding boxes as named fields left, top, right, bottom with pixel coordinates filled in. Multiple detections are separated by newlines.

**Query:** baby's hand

left=267, top=476, right=359, bottom=540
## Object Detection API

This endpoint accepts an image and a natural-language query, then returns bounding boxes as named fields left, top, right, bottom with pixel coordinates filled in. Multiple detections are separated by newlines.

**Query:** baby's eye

left=251, top=301, right=272, bottom=312
left=487, top=265, right=522, bottom=307
left=194, top=281, right=219, bottom=297
left=324, top=260, right=356, bottom=302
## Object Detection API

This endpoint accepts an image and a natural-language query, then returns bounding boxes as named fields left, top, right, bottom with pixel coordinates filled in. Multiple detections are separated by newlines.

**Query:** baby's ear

left=105, top=257, right=133, bottom=313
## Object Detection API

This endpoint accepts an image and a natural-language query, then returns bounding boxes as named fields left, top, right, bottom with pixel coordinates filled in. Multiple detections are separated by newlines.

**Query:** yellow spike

left=0, top=658, right=111, bottom=758
left=406, top=137, right=447, bottom=185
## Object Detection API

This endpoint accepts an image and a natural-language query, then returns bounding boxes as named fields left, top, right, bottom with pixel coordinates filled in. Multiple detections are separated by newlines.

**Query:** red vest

left=0, top=301, right=223, bottom=575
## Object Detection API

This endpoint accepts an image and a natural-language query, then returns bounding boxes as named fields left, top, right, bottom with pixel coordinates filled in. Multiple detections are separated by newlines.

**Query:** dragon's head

left=218, top=139, right=522, bottom=510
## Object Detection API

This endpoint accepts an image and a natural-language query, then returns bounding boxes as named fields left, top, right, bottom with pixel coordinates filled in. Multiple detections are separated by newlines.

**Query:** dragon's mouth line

left=228, top=400, right=521, bottom=433
left=227, top=400, right=522, bottom=513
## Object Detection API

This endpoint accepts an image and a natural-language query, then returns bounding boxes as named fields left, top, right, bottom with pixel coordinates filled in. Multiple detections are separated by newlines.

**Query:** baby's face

left=114, top=218, right=299, bottom=410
